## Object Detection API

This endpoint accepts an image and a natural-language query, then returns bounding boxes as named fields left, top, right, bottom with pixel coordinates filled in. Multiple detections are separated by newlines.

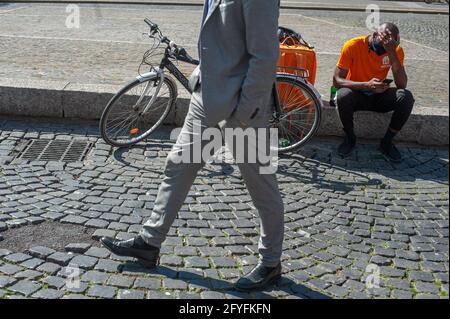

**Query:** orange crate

left=278, top=42, right=317, bottom=85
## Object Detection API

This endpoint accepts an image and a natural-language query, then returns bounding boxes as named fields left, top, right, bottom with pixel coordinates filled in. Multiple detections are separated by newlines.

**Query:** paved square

left=0, top=3, right=448, bottom=110
left=0, top=118, right=448, bottom=299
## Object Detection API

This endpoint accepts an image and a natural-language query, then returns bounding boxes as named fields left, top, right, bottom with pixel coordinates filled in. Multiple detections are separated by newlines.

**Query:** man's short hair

left=380, top=22, right=400, bottom=38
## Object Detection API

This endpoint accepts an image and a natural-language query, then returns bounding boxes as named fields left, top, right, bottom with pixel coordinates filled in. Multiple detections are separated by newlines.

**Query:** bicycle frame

left=163, top=59, right=193, bottom=93
left=160, top=49, right=199, bottom=94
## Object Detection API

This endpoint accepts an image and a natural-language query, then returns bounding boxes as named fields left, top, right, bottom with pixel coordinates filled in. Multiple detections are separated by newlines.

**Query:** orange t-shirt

left=336, top=36, right=405, bottom=82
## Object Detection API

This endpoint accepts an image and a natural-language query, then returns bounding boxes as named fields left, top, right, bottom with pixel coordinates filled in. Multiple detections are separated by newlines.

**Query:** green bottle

left=330, top=86, right=337, bottom=107
left=279, top=138, right=290, bottom=148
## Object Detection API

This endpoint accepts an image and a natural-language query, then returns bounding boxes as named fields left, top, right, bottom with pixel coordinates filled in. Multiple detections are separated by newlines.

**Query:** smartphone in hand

left=383, top=79, right=394, bottom=85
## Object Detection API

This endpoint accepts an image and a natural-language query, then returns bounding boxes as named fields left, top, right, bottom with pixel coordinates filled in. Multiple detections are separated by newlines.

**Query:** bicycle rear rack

left=277, top=66, right=310, bottom=82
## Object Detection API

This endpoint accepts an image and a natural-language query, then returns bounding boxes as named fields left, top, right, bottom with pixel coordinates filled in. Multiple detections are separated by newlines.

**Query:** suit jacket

left=188, top=0, right=280, bottom=125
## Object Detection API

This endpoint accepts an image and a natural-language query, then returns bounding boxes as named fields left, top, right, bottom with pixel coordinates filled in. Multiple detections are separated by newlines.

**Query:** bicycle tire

left=272, top=75, right=322, bottom=153
left=100, top=76, right=177, bottom=148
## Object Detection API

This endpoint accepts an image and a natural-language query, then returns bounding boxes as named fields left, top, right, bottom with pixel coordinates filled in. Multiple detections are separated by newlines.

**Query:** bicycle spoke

left=285, top=89, right=312, bottom=108
left=113, top=126, right=131, bottom=140
left=107, top=113, right=138, bottom=135
left=106, top=115, right=134, bottom=133
left=286, top=94, right=311, bottom=109
left=143, top=97, right=169, bottom=114
left=279, top=120, right=312, bottom=134
left=279, top=114, right=311, bottom=127
left=283, top=83, right=296, bottom=107
left=282, top=122, right=311, bottom=136
left=282, top=108, right=313, bottom=119
left=139, top=88, right=171, bottom=115
left=278, top=82, right=294, bottom=106
left=285, top=88, right=303, bottom=106
left=107, top=110, right=135, bottom=124
left=277, top=122, right=292, bottom=141
left=106, top=111, right=136, bottom=129
left=112, top=114, right=139, bottom=139
left=279, top=125, right=299, bottom=143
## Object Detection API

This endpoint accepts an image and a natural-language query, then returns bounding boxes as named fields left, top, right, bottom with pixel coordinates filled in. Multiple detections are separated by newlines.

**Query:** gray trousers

left=140, top=89, right=285, bottom=267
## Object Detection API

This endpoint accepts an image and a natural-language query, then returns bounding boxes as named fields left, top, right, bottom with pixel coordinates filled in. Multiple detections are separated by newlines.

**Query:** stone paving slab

left=0, top=117, right=448, bottom=299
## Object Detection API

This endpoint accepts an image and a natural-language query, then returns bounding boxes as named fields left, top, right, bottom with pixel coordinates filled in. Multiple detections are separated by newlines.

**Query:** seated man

left=333, top=22, right=415, bottom=162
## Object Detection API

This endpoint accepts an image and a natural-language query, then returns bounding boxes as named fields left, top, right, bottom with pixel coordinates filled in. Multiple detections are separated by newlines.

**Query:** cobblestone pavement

left=0, top=117, right=448, bottom=299
left=0, top=3, right=448, bottom=109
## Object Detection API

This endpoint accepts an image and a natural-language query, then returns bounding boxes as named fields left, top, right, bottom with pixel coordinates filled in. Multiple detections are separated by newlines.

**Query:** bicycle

left=100, top=18, right=322, bottom=153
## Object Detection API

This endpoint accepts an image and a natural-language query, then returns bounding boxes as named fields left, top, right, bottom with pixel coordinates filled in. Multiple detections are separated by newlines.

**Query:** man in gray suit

left=101, top=0, right=285, bottom=291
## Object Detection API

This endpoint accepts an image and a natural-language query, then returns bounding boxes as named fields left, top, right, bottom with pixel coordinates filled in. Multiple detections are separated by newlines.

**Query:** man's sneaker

left=234, top=263, right=282, bottom=292
left=100, top=236, right=160, bottom=269
left=379, top=141, right=402, bottom=163
left=338, top=133, right=356, bottom=157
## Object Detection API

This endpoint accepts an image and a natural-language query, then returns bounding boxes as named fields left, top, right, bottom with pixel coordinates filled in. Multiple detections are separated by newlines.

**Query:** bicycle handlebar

left=177, top=47, right=199, bottom=65
left=144, top=18, right=199, bottom=65
left=170, top=40, right=199, bottom=65
left=144, top=18, right=157, bottom=30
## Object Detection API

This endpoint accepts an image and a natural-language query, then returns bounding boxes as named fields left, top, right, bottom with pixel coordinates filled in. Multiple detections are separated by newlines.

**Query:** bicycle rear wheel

left=100, top=76, right=177, bottom=147
left=272, top=75, right=322, bottom=153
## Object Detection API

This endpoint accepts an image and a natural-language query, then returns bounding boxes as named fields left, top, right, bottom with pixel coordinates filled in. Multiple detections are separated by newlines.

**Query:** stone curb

left=5, top=0, right=450, bottom=15
left=0, top=78, right=448, bottom=146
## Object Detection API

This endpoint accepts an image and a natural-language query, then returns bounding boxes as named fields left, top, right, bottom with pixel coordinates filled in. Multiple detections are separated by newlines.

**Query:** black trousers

left=337, top=87, right=415, bottom=134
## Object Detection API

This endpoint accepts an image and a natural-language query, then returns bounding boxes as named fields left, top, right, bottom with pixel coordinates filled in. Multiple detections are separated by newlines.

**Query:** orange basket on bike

left=278, top=26, right=317, bottom=84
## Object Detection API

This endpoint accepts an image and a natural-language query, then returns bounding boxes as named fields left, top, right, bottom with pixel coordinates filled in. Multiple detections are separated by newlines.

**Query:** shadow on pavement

left=118, top=262, right=331, bottom=299
left=113, top=144, right=237, bottom=176
left=113, top=144, right=165, bottom=174
left=113, top=138, right=448, bottom=190
left=281, top=145, right=449, bottom=188
left=278, top=155, right=383, bottom=192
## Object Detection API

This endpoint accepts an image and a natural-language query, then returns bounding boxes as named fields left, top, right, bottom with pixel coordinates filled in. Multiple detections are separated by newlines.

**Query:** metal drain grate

left=18, top=139, right=94, bottom=162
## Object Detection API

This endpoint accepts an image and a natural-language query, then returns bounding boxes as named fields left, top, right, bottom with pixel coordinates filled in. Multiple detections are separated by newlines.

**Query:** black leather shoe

left=234, top=263, right=282, bottom=292
left=379, top=141, right=402, bottom=163
left=337, top=133, right=356, bottom=157
left=100, top=236, right=160, bottom=269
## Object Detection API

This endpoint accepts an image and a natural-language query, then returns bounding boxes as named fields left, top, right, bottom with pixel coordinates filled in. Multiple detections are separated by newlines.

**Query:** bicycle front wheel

left=272, top=75, right=322, bottom=153
left=100, top=76, right=177, bottom=147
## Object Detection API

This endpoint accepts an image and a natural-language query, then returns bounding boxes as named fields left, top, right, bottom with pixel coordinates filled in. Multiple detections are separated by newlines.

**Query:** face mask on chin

left=369, top=37, right=387, bottom=56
